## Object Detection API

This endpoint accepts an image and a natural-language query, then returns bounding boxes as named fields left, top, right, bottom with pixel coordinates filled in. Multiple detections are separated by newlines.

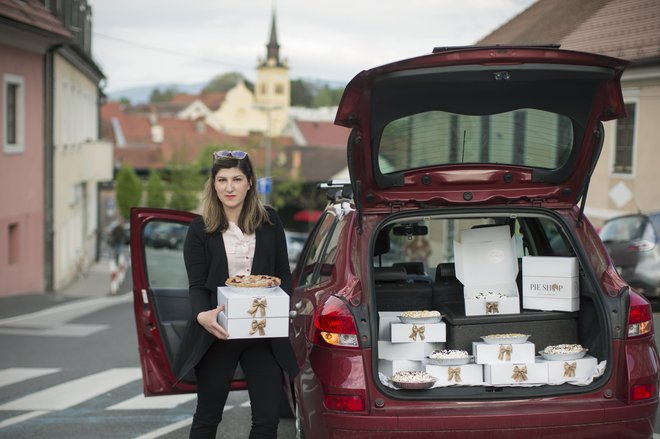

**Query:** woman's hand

left=197, top=305, right=230, bottom=340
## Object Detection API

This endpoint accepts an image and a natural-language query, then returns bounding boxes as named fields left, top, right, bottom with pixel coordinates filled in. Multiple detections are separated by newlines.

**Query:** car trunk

left=369, top=207, right=615, bottom=399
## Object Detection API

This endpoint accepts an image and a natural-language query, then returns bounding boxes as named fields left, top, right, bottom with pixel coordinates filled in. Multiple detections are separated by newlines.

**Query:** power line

left=93, top=32, right=253, bottom=71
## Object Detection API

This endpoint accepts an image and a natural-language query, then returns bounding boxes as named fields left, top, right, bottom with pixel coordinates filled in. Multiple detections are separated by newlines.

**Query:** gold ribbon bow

left=563, top=361, right=577, bottom=378
left=248, top=319, right=267, bottom=336
left=409, top=324, right=426, bottom=341
left=247, top=298, right=268, bottom=317
left=511, top=365, right=528, bottom=382
left=486, top=301, right=499, bottom=314
left=498, top=344, right=513, bottom=361
left=448, top=367, right=462, bottom=383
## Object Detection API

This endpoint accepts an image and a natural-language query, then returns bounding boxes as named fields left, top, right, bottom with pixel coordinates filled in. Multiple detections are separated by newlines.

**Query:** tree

left=146, top=169, right=167, bottom=208
left=149, top=85, right=179, bottom=103
left=290, top=79, right=314, bottom=107
left=312, top=85, right=344, bottom=108
left=166, top=147, right=205, bottom=212
left=203, top=72, right=254, bottom=93
left=115, top=165, right=142, bottom=219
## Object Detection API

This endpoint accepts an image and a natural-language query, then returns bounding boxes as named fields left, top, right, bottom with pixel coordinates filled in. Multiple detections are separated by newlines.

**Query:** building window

left=275, top=84, right=284, bottom=94
left=613, top=102, right=636, bottom=174
left=3, top=74, right=25, bottom=154
left=8, top=223, right=19, bottom=265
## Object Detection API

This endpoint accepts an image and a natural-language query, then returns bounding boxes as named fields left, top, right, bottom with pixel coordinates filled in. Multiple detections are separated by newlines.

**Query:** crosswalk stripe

left=108, top=393, right=197, bottom=410
left=0, top=410, right=49, bottom=429
left=0, top=368, right=60, bottom=388
left=0, top=367, right=141, bottom=411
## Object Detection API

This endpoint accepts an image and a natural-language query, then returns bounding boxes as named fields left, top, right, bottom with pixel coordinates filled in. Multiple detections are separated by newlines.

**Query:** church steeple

left=265, top=9, right=281, bottom=66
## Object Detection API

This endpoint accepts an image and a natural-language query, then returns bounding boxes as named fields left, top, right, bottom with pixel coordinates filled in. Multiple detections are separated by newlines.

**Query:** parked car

left=285, top=230, right=308, bottom=270
left=599, top=212, right=660, bottom=299
left=144, top=222, right=187, bottom=249
left=129, top=46, right=658, bottom=439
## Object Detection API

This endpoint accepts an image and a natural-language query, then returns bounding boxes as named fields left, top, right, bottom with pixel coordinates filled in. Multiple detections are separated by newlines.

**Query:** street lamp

left=254, top=104, right=282, bottom=204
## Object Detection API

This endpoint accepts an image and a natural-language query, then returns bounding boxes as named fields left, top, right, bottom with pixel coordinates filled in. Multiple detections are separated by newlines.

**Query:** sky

left=88, top=0, right=536, bottom=94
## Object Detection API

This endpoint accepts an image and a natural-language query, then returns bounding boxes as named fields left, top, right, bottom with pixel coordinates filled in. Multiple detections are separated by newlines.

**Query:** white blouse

left=223, top=222, right=256, bottom=277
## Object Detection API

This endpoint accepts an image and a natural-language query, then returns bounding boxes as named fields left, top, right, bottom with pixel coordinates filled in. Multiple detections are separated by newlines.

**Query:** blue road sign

left=258, top=177, right=272, bottom=194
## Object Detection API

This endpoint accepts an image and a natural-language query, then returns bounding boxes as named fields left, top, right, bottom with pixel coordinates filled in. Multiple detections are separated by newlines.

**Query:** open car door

left=129, top=207, right=250, bottom=395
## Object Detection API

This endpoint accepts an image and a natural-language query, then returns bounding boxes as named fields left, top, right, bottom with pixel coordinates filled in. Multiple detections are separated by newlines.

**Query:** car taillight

left=628, top=292, right=653, bottom=338
left=627, top=239, right=655, bottom=251
left=631, top=383, right=657, bottom=401
left=313, top=296, right=359, bottom=348
left=323, top=394, right=365, bottom=411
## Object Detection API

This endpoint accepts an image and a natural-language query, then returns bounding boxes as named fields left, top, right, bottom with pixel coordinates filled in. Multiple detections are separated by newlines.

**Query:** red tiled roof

left=295, top=120, right=350, bottom=148
left=0, top=0, right=72, bottom=40
left=199, top=92, right=226, bottom=110
left=477, top=0, right=660, bottom=64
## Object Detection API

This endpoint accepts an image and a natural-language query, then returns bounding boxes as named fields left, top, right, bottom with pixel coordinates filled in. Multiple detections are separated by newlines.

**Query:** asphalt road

left=0, top=288, right=295, bottom=438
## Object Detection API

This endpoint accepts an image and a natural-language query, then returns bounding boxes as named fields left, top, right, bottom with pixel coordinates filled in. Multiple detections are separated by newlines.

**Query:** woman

left=173, top=150, right=299, bottom=439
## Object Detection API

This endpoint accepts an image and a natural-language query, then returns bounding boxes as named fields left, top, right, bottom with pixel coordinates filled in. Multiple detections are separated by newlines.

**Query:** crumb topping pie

left=225, top=274, right=281, bottom=288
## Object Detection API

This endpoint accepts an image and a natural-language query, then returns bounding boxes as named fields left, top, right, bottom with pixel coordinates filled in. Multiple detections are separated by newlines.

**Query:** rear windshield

left=379, top=109, right=573, bottom=174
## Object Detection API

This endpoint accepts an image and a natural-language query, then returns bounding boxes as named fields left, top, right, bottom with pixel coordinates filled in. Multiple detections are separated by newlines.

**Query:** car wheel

left=295, top=402, right=306, bottom=439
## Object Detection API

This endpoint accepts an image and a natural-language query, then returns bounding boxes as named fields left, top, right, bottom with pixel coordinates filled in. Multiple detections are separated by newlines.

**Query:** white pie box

left=484, top=362, right=548, bottom=385
left=378, top=341, right=443, bottom=360
left=522, top=256, right=580, bottom=312
left=472, top=341, right=536, bottom=364
left=454, top=226, right=520, bottom=316
left=425, top=363, right=484, bottom=386
left=378, top=359, right=423, bottom=377
left=217, top=312, right=289, bottom=339
left=378, top=311, right=402, bottom=340
left=537, top=355, right=598, bottom=384
left=391, top=322, right=446, bottom=343
left=217, top=286, right=289, bottom=319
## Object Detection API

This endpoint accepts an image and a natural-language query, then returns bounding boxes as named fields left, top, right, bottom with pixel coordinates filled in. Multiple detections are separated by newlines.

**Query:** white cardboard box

left=391, top=322, right=446, bottom=343
left=522, top=256, right=579, bottom=312
left=217, top=312, right=289, bottom=339
left=537, top=355, right=598, bottom=384
left=472, top=341, right=536, bottom=364
left=425, top=363, right=484, bottom=386
left=378, top=359, right=423, bottom=377
left=464, top=297, right=520, bottom=316
left=378, top=341, right=443, bottom=360
left=378, top=311, right=402, bottom=340
left=454, top=226, right=520, bottom=316
left=217, top=286, right=290, bottom=319
left=484, top=362, right=548, bottom=385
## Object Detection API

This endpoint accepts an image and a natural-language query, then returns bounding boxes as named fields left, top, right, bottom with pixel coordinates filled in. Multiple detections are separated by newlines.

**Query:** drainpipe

left=44, top=44, right=61, bottom=293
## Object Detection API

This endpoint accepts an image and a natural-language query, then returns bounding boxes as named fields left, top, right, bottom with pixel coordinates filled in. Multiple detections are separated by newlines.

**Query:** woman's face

left=214, top=167, right=252, bottom=212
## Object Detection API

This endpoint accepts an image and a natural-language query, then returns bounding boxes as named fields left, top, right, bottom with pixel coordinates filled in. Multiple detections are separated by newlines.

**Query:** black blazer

left=173, top=208, right=299, bottom=382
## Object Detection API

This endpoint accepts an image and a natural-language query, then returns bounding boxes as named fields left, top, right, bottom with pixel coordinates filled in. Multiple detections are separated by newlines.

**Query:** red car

left=130, top=46, right=659, bottom=439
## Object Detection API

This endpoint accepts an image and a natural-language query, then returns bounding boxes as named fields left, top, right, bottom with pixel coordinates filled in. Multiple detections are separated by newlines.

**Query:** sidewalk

left=57, top=254, right=130, bottom=299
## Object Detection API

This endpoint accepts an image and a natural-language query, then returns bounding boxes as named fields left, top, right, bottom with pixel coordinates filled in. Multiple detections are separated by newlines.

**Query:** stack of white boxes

left=454, top=226, right=521, bottom=316
left=474, top=338, right=548, bottom=385
left=216, top=286, right=290, bottom=339
left=377, top=311, right=446, bottom=377
left=425, top=358, right=484, bottom=386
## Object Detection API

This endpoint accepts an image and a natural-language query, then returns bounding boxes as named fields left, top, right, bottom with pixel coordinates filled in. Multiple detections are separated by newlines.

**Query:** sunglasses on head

left=213, top=150, right=248, bottom=160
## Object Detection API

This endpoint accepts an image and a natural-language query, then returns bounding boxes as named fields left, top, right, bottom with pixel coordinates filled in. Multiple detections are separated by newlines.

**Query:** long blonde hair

left=202, top=154, right=271, bottom=234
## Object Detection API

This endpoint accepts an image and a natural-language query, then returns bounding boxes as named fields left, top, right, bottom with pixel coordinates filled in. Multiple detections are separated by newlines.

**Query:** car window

left=379, top=109, right=573, bottom=174
left=298, top=213, right=337, bottom=287
left=317, top=218, right=346, bottom=284
left=143, top=219, right=189, bottom=288
left=537, top=217, right=572, bottom=256
left=600, top=216, right=644, bottom=243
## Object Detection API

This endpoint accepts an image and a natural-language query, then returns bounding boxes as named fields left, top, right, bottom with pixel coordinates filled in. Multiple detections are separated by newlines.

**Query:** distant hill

left=106, top=82, right=205, bottom=104
left=106, top=77, right=345, bottom=105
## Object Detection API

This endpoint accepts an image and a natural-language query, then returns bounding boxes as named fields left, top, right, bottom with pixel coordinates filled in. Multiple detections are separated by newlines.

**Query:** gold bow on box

left=511, top=365, right=528, bottom=382
left=409, top=324, right=426, bottom=341
left=448, top=367, right=462, bottom=383
left=249, top=319, right=267, bottom=336
left=563, top=361, right=577, bottom=378
left=486, top=301, right=499, bottom=314
left=498, top=344, right=513, bottom=361
left=247, top=298, right=268, bottom=317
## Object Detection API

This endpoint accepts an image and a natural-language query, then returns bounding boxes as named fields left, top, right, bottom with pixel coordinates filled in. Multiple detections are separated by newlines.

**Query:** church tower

left=255, top=7, right=289, bottom=136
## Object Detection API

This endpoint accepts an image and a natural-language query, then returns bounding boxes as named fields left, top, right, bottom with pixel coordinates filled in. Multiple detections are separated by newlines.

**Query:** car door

left=130, top=207, right=250, bottom=395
